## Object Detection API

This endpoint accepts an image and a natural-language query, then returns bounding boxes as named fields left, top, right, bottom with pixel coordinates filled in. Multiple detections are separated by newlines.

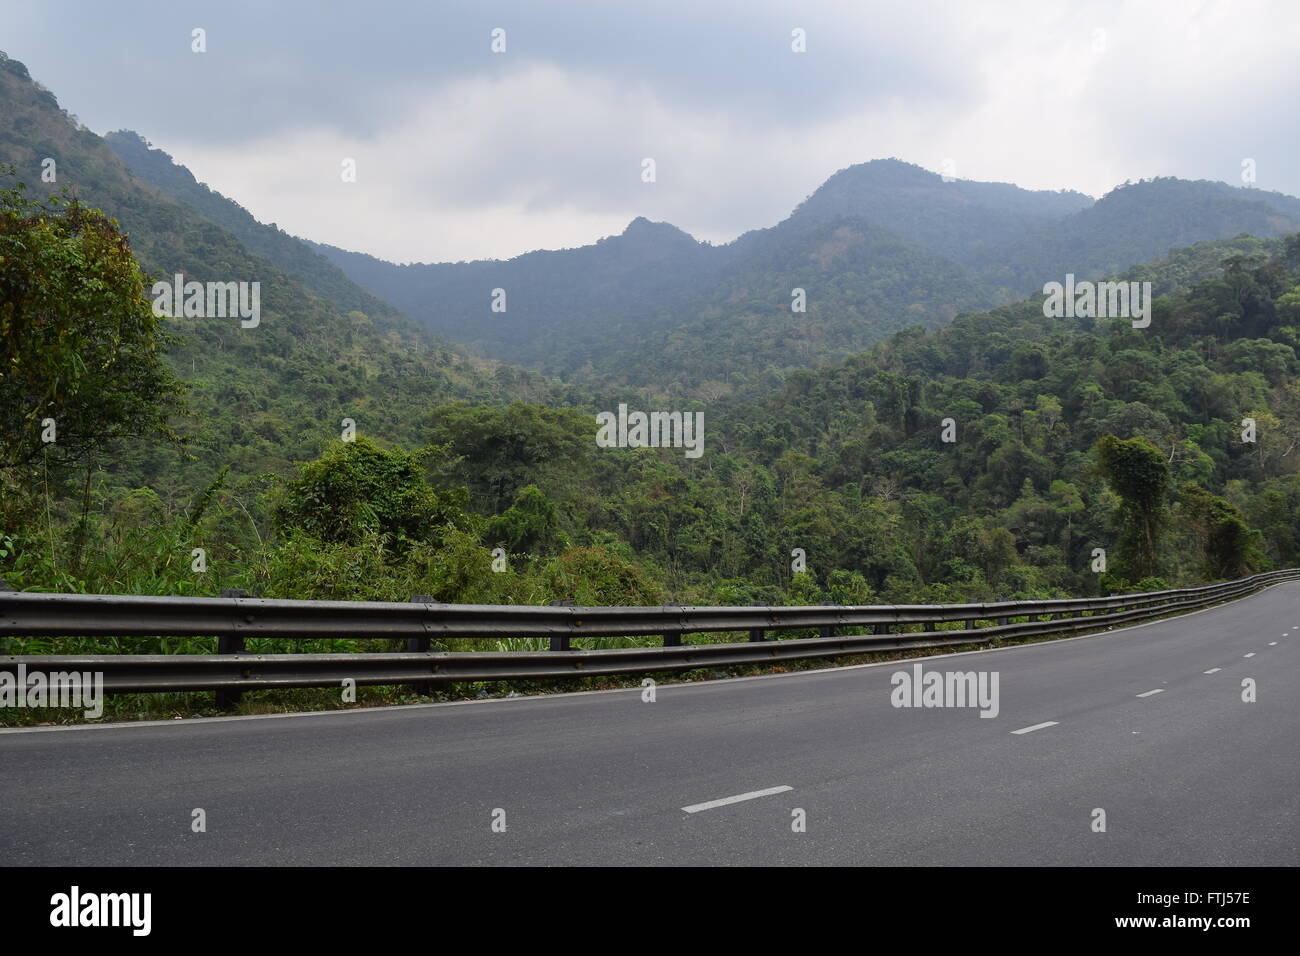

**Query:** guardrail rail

left=3, top=569, right=1297, bottom=707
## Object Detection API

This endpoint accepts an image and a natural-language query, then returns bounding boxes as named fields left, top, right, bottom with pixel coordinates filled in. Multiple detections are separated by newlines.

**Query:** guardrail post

left=749, top=603, right=766, bottom=642
left=819, top=601, right=835, bottom=639
left=217, top=588, right=249, bottom=710
left=992, top=597, right=1008, bottom=627
left=663, top=602, right=682, bottom=647
left=660, top=600, right=681, bottom=647
left=407, top=595, right=433, bottom=653
left=550, top=600, right=574, bottom=651
left=409, top=595, right=435, bottom=696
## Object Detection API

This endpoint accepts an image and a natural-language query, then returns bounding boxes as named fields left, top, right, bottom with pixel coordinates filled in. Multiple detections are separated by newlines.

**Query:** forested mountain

left=309, top=215, right=726, bottom=373
left=985, top=177, right=1300, bottom=293
left=786, top=157, right=1094, bottom=270
left=510, top=237, right=1300, bottom=604
left=102, top=120, right=1300, bottom=399
left=303, top=157, right=1300, bottom=394
left=0, top=52, right=563, bottom=503
left=310, top=207, right=1005, bottom=393
left=592, top=214, right=996, bottom=397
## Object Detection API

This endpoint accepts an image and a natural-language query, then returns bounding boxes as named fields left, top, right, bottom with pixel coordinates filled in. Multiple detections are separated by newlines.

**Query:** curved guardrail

left=2, top=569, right=1298, bottom=705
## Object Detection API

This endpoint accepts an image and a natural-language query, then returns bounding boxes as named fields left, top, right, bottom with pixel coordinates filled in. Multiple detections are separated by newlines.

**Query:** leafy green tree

left=425, top=402, right=592, bottom=512
left=0, top=179, right=183, bottom=478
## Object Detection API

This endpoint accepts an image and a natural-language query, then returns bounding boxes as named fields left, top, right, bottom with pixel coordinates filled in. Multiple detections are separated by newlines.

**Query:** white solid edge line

left=1136, top=688, right=1164, bottom=698
left=681, top=785, right=793, bottom=814
left=1010, top=721, right=1058, bottom=735
left=6, top=580, right=1298, bottom=736
left=1203, top=668, right=1222, bottom=674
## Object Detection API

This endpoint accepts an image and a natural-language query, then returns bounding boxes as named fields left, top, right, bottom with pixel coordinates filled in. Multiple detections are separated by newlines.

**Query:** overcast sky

left=5, top=0, right=1297, bottom=263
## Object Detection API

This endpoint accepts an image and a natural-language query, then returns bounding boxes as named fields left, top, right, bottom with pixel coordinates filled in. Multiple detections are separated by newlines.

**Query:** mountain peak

left=621, top=215, right=687, bottom=238
left=613, top=216, right=700, bottom=251
left=105, top=129, right=152, bottom=150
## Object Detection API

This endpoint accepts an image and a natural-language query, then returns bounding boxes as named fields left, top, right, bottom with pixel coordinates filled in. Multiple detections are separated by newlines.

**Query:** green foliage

left=487, top=484, right=569, bottom=555
left=1177, top=483, right=1266, bottom=579
left=425, top=402, right=592, bottom=512
left=541, top=546, right=662, bottom=606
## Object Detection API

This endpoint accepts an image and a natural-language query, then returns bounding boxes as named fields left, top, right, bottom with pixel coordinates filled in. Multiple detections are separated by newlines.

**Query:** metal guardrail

left=2, top=569, right=1298, bottom=705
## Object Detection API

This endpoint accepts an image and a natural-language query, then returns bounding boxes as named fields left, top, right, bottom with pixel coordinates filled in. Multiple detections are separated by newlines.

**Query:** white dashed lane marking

left=1204, top=668, right=1222, bottom=674
left=681, top=785, right=793, bottom=814
left=1136, top=689, right=1164, bottom=698
left=1010, top=721, right=1058, bottom=735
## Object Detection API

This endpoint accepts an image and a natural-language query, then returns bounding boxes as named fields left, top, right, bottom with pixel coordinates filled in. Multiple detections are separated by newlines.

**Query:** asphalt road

left=2, top=583, right=1297, bottom=866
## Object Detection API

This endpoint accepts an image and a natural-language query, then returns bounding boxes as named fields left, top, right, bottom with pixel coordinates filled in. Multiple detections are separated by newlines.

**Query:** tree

left=1094, top=435, right=1169, bottom=582
left=486, top=484, right=569, bottom=555
left=424, top=402, right=592, bottom=513
left=0, top=178, right=183, bottom=477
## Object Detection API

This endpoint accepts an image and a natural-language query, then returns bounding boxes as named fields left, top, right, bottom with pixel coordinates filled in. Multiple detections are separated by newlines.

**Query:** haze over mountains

left=66, top=83, right=1297, bottom=398
left=291, top=158, right=1298, bottom=390
left=37, top=82, right=1283, bottom=397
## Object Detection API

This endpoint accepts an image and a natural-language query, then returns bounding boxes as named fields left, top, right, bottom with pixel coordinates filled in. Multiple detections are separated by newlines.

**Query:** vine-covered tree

left=1095, top=435, right=1170, bottom=582
left=271, top=437, right=469, bottom=552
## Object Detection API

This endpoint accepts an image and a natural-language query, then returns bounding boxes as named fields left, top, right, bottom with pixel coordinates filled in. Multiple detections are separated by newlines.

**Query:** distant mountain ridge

left=293, top=158, right=1300, bottom=393
left=785, top=158, right=1095, bottom=271
left=75, top=62, right=1300, bottom=397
